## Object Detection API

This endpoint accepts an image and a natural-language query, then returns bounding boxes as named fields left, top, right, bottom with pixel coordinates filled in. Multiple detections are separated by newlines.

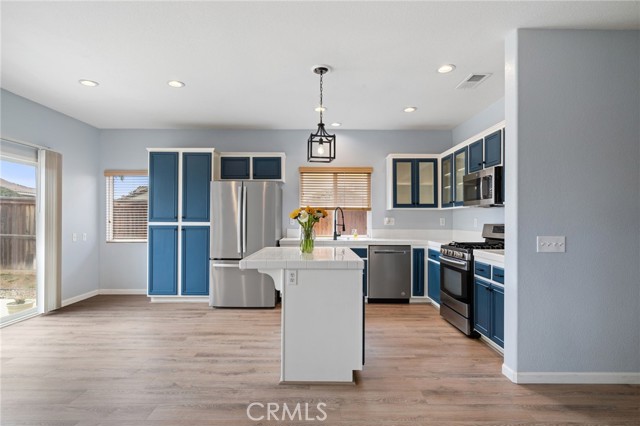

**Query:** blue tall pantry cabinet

left=147, top=149, right=214, bottom=299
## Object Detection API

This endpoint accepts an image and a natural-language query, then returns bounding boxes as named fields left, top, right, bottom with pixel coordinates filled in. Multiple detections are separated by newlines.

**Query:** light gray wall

left=505, top=29, right=640, bottom=376
left=98, top=129, right=452, bottom=289
left=1, top=89, right=101, bottom=301
left=452, top=97, right=505, bottom=143
left=451, top=98, right=506, bottom=232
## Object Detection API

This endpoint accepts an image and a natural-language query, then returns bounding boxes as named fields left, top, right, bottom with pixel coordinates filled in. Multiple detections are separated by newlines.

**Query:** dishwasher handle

left=372, top=250, right=409, bottom=255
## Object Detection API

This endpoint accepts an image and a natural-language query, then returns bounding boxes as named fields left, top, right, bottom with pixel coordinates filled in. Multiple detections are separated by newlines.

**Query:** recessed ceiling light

left=331, top=122, right=342, bottom=127
left=167, top=80, right=185, bottom=88
left=438, top=64, right=456, bottom=74
left=79, top=79, right=99, bottom=87
left=314, top=106, right=326, bottom=112
left=403, top=106, right=417, bottom=113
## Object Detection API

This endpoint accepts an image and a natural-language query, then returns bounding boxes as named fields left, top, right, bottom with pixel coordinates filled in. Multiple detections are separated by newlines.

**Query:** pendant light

left=307, top=66, right=336, bottom=163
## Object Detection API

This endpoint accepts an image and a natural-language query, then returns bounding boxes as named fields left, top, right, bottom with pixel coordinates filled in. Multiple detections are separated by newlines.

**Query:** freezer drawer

left=210, top=261, right=275, bottom=308
left=368, top=245, right=411, bottom=300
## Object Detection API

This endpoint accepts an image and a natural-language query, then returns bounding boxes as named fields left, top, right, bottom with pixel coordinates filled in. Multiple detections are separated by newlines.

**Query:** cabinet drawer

left=492, top=266, right=505, bottom=284
left=427, top=249, right=440, bottom=262
left=474, top=261, right=491, bottom=279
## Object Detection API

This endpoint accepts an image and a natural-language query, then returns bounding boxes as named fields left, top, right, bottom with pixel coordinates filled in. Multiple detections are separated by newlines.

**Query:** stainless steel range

left=439, top=224, right=504, bottom=336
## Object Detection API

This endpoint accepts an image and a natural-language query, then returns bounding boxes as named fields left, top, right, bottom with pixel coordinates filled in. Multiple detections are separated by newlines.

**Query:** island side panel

left=281, top=268, right=363, bottom=383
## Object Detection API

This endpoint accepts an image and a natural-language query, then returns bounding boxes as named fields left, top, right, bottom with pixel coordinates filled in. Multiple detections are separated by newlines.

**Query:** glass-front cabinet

left=389, top=157, right=438, bottom=208
left=453, top=147, right=467, bottom=206
left=441, top=154, right=454, bottom=208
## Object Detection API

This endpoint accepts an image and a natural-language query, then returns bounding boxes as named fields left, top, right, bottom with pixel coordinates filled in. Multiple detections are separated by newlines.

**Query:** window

left=105, top=170, right=148, bottom=242
left=299, top=167, right=372, bottom=237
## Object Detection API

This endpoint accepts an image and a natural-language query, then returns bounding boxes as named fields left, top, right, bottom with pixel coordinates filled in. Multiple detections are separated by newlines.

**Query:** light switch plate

left=537, top=236, right=566, bottom=253
left=72, top=233, right=77, bottom=242
left=439, top=217, right=445, bottom=226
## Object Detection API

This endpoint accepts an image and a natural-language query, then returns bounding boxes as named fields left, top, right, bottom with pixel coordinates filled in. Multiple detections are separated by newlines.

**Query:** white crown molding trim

left=503, top=364, right=640, bottom=384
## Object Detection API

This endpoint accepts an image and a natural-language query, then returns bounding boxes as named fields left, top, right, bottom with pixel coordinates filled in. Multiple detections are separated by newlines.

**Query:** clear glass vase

left=300, top=228, right=315, bottom=254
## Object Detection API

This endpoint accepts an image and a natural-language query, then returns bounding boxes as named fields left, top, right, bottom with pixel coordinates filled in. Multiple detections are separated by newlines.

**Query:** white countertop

left=279, top=237, right=450, bottom=248
left=473, top=249, right=505, bottom=263
left=240, top=247, right=364, bottom=270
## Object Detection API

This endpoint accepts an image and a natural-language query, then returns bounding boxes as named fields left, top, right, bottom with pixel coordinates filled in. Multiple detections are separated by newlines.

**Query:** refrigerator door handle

left=236, top=186, right=242, bottom=255
left=242, top=185, right=247, bottom=254
left=212, top=263, right=240, bottom=268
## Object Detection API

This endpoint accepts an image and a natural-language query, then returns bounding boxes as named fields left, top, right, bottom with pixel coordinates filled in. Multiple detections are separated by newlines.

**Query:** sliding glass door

left=1, top=146, right=39, bottom=322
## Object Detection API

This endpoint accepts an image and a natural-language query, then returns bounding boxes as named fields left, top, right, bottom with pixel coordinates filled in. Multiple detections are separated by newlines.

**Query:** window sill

left=106, top=240, right=148, bottom=243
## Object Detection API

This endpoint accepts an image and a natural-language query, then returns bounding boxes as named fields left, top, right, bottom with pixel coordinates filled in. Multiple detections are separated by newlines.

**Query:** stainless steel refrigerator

left=209, top=181, right=282, bottom=307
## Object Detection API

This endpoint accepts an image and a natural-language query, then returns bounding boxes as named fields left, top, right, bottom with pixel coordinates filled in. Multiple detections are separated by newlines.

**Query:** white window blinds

left=299, top=167, right=373, bottom=210
left=105, top=170, right=148, bottom=242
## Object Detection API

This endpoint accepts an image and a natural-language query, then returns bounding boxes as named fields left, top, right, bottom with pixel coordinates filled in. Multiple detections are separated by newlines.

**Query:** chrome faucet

left=333, top=207, right=346, bottom=240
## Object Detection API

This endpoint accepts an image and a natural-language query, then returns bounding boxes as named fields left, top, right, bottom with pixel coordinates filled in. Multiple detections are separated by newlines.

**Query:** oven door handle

left=439, top=256, right=468, bottom=268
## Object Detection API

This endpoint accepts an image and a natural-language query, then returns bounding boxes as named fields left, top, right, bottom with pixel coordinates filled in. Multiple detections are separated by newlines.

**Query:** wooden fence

left=0, top=197, right=36, bottom=270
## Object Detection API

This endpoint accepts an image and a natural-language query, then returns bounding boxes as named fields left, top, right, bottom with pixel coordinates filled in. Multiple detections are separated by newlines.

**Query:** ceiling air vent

left=455, top=73, right=492, bottom=90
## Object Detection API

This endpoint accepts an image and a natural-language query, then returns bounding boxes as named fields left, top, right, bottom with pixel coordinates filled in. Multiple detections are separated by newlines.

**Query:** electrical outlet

left=384, top=217, right=395, bottom=226
left=287, top=270, right=297, bottom=286
left=82, top=233, right=87, bottom=241
left=473, top=218, right=478, bottom=228
left=537, top=236, right=566, bottom=253
left=289, top=218, right=296, bottom=226
left=72, top=233, right=77, bottom=242
left=439, top=217, right=445, bottom=227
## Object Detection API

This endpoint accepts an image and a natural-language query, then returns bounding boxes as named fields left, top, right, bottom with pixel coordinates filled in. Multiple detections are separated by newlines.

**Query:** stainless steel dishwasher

left=368, top=245, right=411, bottom=302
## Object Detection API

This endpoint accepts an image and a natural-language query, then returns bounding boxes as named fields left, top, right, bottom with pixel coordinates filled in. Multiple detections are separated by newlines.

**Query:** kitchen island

left=239, top=247, right=364, bottom=383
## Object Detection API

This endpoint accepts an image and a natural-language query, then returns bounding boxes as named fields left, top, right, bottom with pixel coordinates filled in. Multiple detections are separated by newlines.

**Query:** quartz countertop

left=240, top=247, right=364, bottom=270
left=279, top=237, right=450, bottom=248
left=474, top=249, right=505, bottom=263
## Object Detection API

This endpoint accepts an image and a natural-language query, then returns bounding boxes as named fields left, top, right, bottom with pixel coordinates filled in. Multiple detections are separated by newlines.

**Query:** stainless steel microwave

left=463, top=166, right=503, bottom=207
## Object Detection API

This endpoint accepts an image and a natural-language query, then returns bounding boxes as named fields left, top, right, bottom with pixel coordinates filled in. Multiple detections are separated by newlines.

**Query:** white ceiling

left=1, top=1, right=638, bottom=130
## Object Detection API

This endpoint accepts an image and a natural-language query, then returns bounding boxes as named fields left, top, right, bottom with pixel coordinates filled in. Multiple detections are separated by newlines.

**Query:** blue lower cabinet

left=181, top=226, right=210, bottom=296
left=412, top=248, right=425, bottom=296
left=474, top=278, right=492, bottom=336
left=427, top=259, right=440, bottom=304
left=148, top=226, right=178, bottom=295
left=474, top=277, right=505, bottom=349
left=491, top=285, right=504, bottom=347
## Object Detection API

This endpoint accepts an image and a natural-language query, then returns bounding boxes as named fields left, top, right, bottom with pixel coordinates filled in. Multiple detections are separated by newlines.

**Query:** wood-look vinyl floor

left=1, top=295, right=638, bottom=426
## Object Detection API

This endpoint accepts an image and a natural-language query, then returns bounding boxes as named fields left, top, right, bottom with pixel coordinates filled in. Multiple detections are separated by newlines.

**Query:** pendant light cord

left=319, top=71, right=324, bottom=124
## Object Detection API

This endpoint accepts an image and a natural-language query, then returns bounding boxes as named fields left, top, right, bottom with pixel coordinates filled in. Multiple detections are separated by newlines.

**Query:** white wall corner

left=61, top=290, right=99, bottom=307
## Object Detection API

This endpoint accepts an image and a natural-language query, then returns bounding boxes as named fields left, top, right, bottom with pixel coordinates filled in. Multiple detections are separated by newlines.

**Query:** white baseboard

left=99, top=289, right=146, bottom=295
left=62, top=290, right=99, bottom=307
left=502, top=364, right=640, bottom=384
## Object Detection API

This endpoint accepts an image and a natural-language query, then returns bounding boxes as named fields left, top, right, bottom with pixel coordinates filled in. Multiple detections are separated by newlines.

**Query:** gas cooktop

left=445, top=241, right=505, bottom=251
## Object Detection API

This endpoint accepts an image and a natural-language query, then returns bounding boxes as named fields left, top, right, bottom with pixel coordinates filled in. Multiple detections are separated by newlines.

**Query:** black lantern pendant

left=307, top=66, right=335, bottom=163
